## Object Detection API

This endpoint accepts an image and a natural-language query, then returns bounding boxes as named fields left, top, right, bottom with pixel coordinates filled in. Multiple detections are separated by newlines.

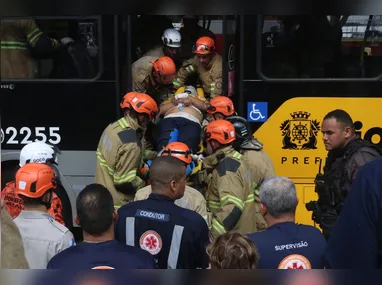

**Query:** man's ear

left=74, top=216, right=80, bottom=226
left=260, top=203, right=267, bottom=216
left=296, top=197, right=299, bottom=206
left=344, top=126, right=353, bottom=139
left=113, top=210, right=118, bottom=221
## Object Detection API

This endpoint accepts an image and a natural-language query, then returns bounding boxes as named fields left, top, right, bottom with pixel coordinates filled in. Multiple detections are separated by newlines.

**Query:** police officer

left=13, top=163, right=75, bottom=269
left=115, top=156, right=210, bottom=269
left=47, top=183, right=155, bottom=269
left=95, top=92, right=158, bottom=209
left=134, top=142, right=209, bottom=225
left=307, top=109, right=382, bottom=239
left=226, top=115, right=276, bottom=230
left=173, top=36, right=223, bottom=99
left=248, top=177, right=326, bottom=269
left=202, top=120, right=259, bottom=240
left=2, top=141, right=64, bottom=225
left=132, top=56, right=177, bottom=104
left=143, top=28, right=182, bottom=65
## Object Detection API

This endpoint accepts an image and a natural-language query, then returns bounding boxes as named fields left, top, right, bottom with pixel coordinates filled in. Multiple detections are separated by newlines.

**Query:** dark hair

left=149, top=156, right=186, bottom=190
left=324, top=109, right=354, bottom=130
left=76, top=183, right=114, bottom=235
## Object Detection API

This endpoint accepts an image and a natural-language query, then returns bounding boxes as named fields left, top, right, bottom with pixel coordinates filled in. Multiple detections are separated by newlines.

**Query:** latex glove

left=175, top=92, right=189, bottom=100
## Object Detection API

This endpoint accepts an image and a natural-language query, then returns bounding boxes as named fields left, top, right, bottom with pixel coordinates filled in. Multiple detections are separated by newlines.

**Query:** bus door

left=222, top=16, right=239, bottom=99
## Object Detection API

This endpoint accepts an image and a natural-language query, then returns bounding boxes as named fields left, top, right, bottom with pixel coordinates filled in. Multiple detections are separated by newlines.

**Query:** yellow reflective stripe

left=96, top=150, right=114, bottom=176
left=220, top=195, right=244, bottom=211
left=210, top=83, right=215, bottom=92
left=208, top=200, right=221, bottom=209
left=0, top=41, right=28, bottom=50
left=173, top=79, right=183, bottom=87
left=118, top=118, right=129, bottom=129
left=27, top=28, right=43, bottom=45
left=254, top=188, right=260, bottom=196
left=114, top=205, right=121, bottom=210
left=245, top=193, right=255, bottom=203
left=186, top=65, right=195, bottom=73
left=113, top=169, right=136, bottom=184
left=212, top=218, right=226, bottom=235
left=232, top=151, right=242, bottom=160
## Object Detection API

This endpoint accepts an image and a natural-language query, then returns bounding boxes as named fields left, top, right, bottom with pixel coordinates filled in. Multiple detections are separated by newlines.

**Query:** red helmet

left=15, top=163, right=57, bottom=199
left=129, top=93, right=159, bottom=121
left=151, top=56, right=176, bottom=85
left=205, top=120, right=236, bottom=144
left=161, top=142, right=192, bottom=164
left=207, top=96, right=235, bottom=116
left=120, top=92, right=139, bottom=109
left=194, top=36, right=215, bottom=55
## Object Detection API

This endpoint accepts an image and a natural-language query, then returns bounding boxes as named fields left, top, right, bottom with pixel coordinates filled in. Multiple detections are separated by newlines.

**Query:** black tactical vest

left=323, top=138, right=382, bottom=212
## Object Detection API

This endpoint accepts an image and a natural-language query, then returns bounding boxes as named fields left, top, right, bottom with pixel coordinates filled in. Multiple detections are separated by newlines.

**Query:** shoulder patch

left=118, top=129, right=140, bottom=147
left=216, top=157, right=241, bottom=177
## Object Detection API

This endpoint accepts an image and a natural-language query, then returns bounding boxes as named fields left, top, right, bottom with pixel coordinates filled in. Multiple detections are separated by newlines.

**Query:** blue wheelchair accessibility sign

left=247, top=102, right=268, bottom=122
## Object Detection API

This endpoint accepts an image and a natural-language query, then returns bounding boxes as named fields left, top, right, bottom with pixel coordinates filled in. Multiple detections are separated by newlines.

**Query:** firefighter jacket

left=1, top=200, right=29, bottom=269
left=131, top=55, right=172, bottom=104
left=240, top=147, right=276, bottom=231
left=203, top=145, right=260, bottom=240
left=0, top=19, right=60, bottom=79
left=95, top=115, right=146, bottom=208
left=1, top=181, right=64, bottom=225
left=173, top=53, right=222, bottom=99
left=143, top=45, right=165, bottom=58
left=134, top=184, right=210, bottom=227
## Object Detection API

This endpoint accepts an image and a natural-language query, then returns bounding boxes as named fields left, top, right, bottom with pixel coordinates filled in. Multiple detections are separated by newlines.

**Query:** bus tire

left=1, top=160, right=19, bottom=190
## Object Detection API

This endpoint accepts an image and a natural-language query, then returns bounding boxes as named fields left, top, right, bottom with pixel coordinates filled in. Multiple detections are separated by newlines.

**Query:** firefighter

left=202, top=120, right=259, bottom=240
left=1, top=141, right=65, bottom=225
left=132, top=55, right=177, bottom=104
left=143, top=28, right=182, bottom=64
left=134, top=142, right=210, bottom=225
left=1, top=200, right=29, bottom=269
left=13, top=163, right=75, bottom=269
left=173, top=36, right=223, bottom=99
left=95, top=92, right=159, bottom=209
left=0, top=19, right=67, bottom=79
left=205, top=96, right=236, bottom=124
left=226, top=115, right=276, bottom=230
left=115, top=156, right=210, bottom=269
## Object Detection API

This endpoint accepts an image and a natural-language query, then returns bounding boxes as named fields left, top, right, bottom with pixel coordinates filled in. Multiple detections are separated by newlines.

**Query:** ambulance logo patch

left=92, top=266, right=115, bottom=270
left=278, top=254, right=311, bottom=269
left=140, top=230, right=162, bottom=255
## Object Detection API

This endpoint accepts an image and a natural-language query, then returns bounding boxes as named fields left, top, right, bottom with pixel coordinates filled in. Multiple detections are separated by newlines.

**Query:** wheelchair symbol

left=249, top=104, right=265, bottom=121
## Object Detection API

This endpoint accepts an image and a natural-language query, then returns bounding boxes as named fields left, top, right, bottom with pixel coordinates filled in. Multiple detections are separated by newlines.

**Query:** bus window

left=0, top=17, right=101, bottom=80
left=258, top=15, right=382, bottom=79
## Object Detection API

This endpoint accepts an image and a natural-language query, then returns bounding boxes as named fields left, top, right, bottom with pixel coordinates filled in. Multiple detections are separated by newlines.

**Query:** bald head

left=149, top=156, right=187, bottom=193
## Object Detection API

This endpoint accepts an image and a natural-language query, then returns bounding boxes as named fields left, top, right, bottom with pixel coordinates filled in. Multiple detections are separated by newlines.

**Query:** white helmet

left=184, top=85, right=197, bottom=96
left=162, top=28, right=182, bottom=48
left=19, top=142, right=58, bottom=167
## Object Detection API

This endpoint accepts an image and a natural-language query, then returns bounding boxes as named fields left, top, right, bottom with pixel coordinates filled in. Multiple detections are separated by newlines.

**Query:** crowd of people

left=2, top=22, right=382, bottom=270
